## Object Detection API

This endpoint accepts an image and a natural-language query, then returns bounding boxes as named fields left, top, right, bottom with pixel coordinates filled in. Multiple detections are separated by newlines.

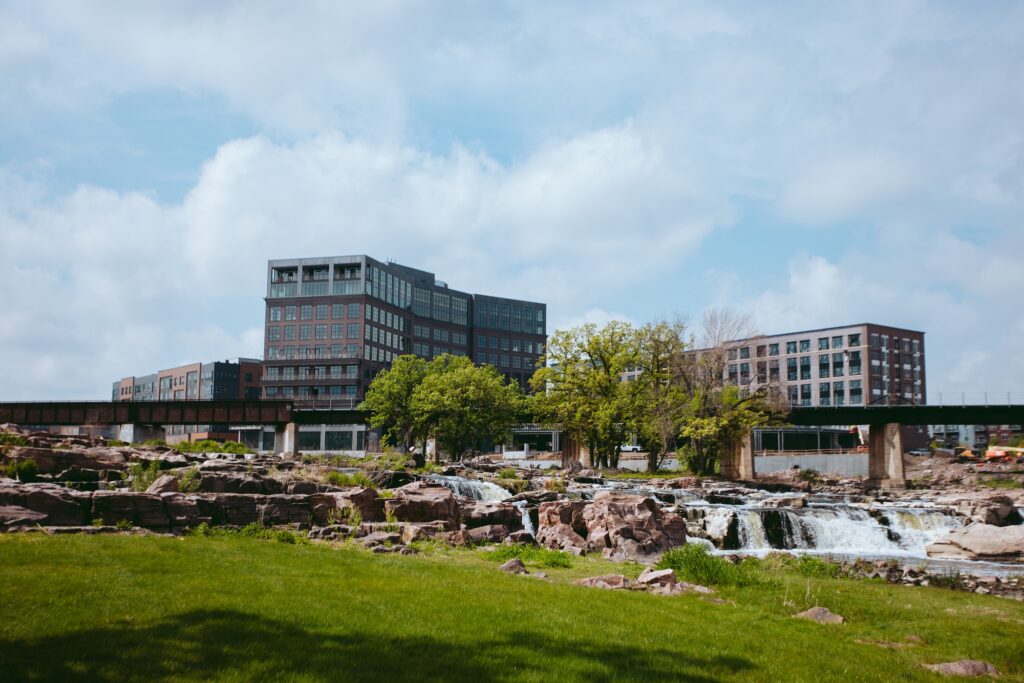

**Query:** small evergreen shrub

left=3, top=459, right=39, bottom=482
left=543, top=476, right=566, bottom=493
left=0, top=433, right=28, bottom=447
left=498, top=467, right=518, bottom=480
left=178, top=467, right=202, bottom=493
left=115, top=519, right=133, bottom=531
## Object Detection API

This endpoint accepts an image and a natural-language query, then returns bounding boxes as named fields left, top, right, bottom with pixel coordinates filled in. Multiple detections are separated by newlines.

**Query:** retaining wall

left=754, top=453, right=869, bottom=477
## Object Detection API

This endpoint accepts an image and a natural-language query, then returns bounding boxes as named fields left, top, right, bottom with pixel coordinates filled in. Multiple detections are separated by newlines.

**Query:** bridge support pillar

left=721, top=432, right=754, bottom=480
left=116, top=424, right=163, bottom=444
left=868, top=423, right=905, bottom=488
left=274, top=423, right=298, bottom=458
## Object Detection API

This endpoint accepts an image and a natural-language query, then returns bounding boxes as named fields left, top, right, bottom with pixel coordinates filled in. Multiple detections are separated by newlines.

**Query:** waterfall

left=709, top=504, right=965, bottom=557
left=514, top=500, right=535, bottom=536
left=424, top=474, right=534, bottom=535
left=422, top=475, right=513, bottom=502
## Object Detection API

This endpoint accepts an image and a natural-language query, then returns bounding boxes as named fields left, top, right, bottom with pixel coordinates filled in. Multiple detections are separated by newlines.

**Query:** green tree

left=675, top=310, right=784, bottom=475
left=412, top=355, right=523, bottom=461
left=531, top=321, right=638, bottom=469
left=359, top=355, right=429, bottom=465
left=629, top=320, right=691, bottom=473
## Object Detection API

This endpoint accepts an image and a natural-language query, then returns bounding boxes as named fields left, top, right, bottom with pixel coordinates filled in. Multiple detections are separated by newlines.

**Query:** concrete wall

left=754, top=453, right=869, bottom=477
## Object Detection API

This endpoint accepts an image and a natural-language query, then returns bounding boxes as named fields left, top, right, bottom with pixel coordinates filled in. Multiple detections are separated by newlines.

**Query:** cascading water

left=422, top=474, right=535, bottom=535
left=696, top=503, right=964, bottom=557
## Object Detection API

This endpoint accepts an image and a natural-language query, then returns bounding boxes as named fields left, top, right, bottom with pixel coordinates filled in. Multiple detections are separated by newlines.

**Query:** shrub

left=504, top=479, right=529, bottom=494
left=383, top=508, right=399, bottom=532
left=190, top=522, right=215, bottom=537
left=481, top=545, right=573, bottom=569
left=142, top=439, right=169, bottom=448
left=929, top=569, right=964, bottom=590
left=178, top=467, right=202, bottom=493
left=327, top=470, right=374, bottom=488
left=3, top=459, right=39, bottom=483
left=239, top=522, right=306, bottom=544
left=106, top=439, right=129, bottom=447
left=543, top=476, right=566, bottom=493
left=797, top=468, right=820, bottom=483
left=656, top=544, right=760, bottom=587
left=123, top=461, right=163, bottom=492
left=115, top=519, right=133, bottom=531
left=793, top=555, right=842, bottom=579
left=498, top=467, right=518, bottom=480
left=177, top=439, right=251, bottom=455
left=0, top=433, right=28, bottom=447
left=91, top=517, right=104, bottom=528
left=327, top=506, right=363, bottom=527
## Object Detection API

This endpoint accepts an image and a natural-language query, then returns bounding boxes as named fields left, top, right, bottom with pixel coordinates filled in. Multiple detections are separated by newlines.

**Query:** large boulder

left=579, top=491, right=688, bottom=562
left=161, top=493, right=206, bottom=528
left=92, top=491, right=170, bottom=528
left=6, top=446, right=129, bottom=474
left=954, top=495, right=1022, bottom=527
left=146, top=474, right=179, bottom=494
left=535, top=500, right=589, bottom=555
left=461, top=500, right=523, bottom=531
left=0, top=505, right=48, bottom=527
left=0, top=483, right=91, bottom=525
left=926, top=524, right=1024, bottom=562
left=313, top=488, right=385, bottom=524
left=198, top=472, right=283, bottom=495
left=384, top=482, right=459, bottom=529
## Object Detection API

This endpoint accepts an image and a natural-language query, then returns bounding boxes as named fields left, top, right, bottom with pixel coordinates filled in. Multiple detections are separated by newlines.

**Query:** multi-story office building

left=724, top=323, right=926, bottom=407
left=261, top=255, right=547, bottom=403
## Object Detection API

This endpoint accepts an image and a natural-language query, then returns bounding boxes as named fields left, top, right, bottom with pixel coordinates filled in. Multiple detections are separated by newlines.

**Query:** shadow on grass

left=0, top=608, right=754, bottom=681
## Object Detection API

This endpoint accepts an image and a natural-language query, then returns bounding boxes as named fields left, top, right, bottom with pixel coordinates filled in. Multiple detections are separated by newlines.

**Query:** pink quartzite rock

left=924, top=660, right=999, bottom=677
left=794, top=607, right=845, bottom=624
left=384, top=482, right=460, bottom=529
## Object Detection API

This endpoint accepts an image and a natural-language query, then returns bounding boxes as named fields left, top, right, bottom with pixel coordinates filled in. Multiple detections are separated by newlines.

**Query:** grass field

left=1, top=534, right=1022, bottom=682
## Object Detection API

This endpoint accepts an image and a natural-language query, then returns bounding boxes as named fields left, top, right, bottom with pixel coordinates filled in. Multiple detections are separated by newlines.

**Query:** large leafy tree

left=412, top=355, right=523, bottom=461
left=628, top=320, right=691, bottom=473
left=675, top=310, right=785, bottom=475
left=531, top=321, right=638, bottom=469
left=359, top=355, right=429, bottom=465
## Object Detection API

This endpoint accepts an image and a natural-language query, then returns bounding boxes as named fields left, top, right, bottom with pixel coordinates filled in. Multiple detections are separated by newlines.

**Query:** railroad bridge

left=721, top=404, right=1024, bottom=487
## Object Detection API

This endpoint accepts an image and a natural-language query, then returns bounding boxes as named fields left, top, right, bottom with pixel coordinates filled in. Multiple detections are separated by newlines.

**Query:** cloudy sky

left=1, top=1, right=1022, bottom=401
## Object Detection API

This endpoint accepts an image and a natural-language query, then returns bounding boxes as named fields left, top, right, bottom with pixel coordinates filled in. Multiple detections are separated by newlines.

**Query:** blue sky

left=0, top=1, right=1022, bottom=400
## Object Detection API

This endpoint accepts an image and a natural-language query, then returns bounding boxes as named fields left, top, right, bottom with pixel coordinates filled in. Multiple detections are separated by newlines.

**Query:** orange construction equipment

left=985, top=446, right=1024, bottom=463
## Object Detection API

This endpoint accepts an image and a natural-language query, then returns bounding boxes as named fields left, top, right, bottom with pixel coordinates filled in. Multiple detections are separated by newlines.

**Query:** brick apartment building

left=111, top=358, right=263, bottom=444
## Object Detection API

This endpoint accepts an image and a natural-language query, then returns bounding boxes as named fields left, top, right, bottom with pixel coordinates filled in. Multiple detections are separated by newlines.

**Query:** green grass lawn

left=1, top=534, right=1022, bottom=682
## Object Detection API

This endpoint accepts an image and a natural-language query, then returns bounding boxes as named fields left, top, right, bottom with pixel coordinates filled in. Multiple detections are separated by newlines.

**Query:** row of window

left=365, top=324, right=406, bottom=352
left=266, top=344, right=361, bottom=360
left=474, top=299, right=545, bottom=334
left=476, top=335, right=541, bottom=354
left=269, top=302, right=362, bottom=322
left=365, top=303, right=406, bottom=333
left=787, top=380, right=864, bottom=406
left=264, top=365, right=359, bottom=381
left=728, top=333, right=864, bottom=361
left=265, top=385, right=358, bottom=398
left=267, top=323, right=362, bottom=342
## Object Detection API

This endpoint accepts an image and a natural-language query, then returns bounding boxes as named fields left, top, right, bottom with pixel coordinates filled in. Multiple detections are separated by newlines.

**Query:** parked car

left=619, top=444, right=643, bottom=452
left=906, top=448, right=931, bottom=457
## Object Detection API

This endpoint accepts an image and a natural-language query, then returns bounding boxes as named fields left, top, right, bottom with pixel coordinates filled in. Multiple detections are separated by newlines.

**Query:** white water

left=423, top=474, right=536, bottom=535
left=706, top=504, right=964, bottom=557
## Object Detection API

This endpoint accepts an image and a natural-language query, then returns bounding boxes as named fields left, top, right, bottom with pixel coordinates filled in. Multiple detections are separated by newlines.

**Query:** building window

left=800, top=384, right=811, bottom=407
left=315, top=325, right=327, bottom=340
left=768, top=360, right=780, bottom=381
left=799, top=339, right=810, bottom=352
left=300, top=325, right=312, bottom=340
left=818, top=354, right=829, bottom=378
left=787, top=357, right=798, bottom=381
left=477, top=335, right=487, bottom=349
left=316, top=304, right=328, bottom=320
left=332, top=324, right=344, bottom=339
left=818, top=338, right=829, bottom=350
left=739, top=347, right=750, bottom=359
left=768, top=343, right=779, bottom=356
left=850, top=380, right=863, bottom=404
left=799, top=356, right=811, bottom=380
left=831, top=335, right=843, bottom=349
left=756, top=345, right=766, bottom=358
left=501, top=337, right=510, bottom=351
left=284, top=326, right=296, bottom=341
left=268, top=327, right=281, bottom=342
left=833, top=381, right=845, bottom=406
left=285, top=306, right=297, bottom=321
left=819, top=382, right=831, bottom=406
left=728, top=348, right=738, bottom=361
left=849, top=333, right=861, bottom=347
left=832, top=352, right=844, bottom=377
left=849, top=350, right=861, bottom=375
left=787, top=385, right=798, bottom=405
left=347, top=323, right=359, bottom=339
left=489, top=337, right=499, bottom=350
left=786, top=341, right=797, bottom=354
left=301, top=305, right=313, bottom=321
left=270, top=307, right=282, bottom=322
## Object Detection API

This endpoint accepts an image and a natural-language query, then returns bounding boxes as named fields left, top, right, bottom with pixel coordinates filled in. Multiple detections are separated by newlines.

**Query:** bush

left=481, top=545, right=573, bottom=569
left=239, top=522, right=306, bottom=544
left=797, top=468, right=820, bottom=483
left=123, top=461, right=163, bottom=492
left=0, top=433, right=28, bottom=448
left=176, top=439, right=251, bottom=455
left=327, top=506, right=363, bottom=527
left=142, top=439, right=169, bottom=448
left=327, top=470, right=374, bottom=488
left=3, top=458, right=38, bottom=482
left=498, top=467, right=518, bottom=480
left=178, top=467, right=201, bottom=493
left=115, top=519, right=133, bottom=531
left=106, top=440, right=129, bottom=447
left=656, top=544, right=760, bottom=587
left=504, top=479, right=530, bottom=494
left=543, top=476, right=566, bottom=493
